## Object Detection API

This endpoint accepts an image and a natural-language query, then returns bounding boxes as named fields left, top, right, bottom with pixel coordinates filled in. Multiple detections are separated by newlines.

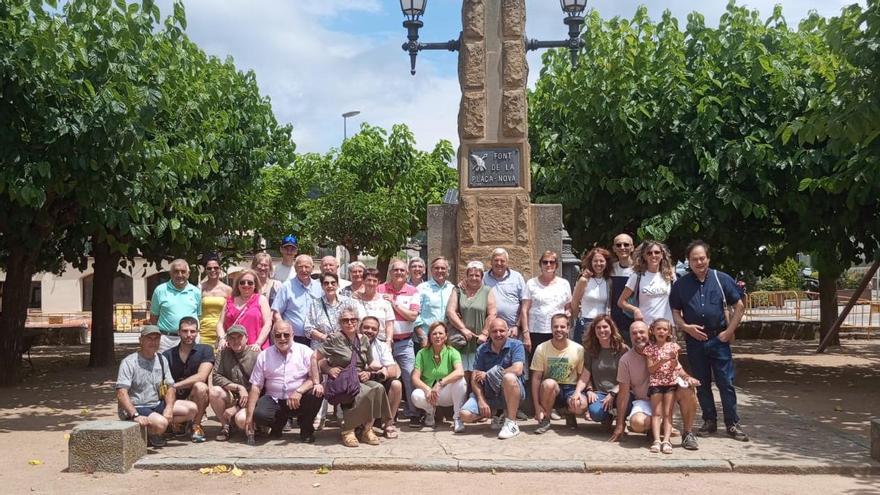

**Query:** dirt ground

left=0, top=340, right=878, bottom=493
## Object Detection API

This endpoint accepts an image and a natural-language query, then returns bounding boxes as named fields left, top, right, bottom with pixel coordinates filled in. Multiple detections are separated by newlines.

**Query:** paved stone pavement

left=136, top=389, right=879, bottom=474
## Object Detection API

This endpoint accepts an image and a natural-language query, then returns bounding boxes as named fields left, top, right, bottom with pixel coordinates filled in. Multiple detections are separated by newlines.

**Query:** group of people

left=116, top=233, right=749, bottom=453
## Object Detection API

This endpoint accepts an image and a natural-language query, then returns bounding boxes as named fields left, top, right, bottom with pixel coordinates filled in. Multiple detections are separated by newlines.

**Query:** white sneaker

left=453, top=418, right=465, bottom=433
left=497, top=418, right=519, bottom=439
left=550, top=410, right=562, bottom=421
left=490, top=415, right=504, bottom=430
left=424, top=413, right=436, bottom=427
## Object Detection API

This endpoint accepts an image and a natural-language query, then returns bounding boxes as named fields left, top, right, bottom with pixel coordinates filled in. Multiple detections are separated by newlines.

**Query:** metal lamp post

left=342, top=110, right=361, bottom=141
left=400, top=0, right=588, bottom=74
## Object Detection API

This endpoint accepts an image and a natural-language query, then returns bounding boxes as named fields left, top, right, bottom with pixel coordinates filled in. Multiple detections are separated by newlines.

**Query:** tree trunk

left=376, top=257, right=391, bottom=282
left=89, top=240, right=121, bottom=367
left=817, top=266, right=841, bottom=347
left=0, top=248, right=38, bottom=386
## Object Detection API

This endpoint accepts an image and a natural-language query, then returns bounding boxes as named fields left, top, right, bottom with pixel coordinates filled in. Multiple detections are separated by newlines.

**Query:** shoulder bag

left=324, top=336, right=362, bottom=406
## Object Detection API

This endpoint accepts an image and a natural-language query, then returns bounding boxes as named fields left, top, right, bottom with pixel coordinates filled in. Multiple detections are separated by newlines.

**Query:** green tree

left=299, top=123, right=455, bottom=274
left=0, top=0, right=294, bottom=382
left=529, top=2, right=872, bottom=344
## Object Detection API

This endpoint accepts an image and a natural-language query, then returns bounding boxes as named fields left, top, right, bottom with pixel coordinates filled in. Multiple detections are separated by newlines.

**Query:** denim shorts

left=461, top=381, right=526, bottom=415
left=118, top=401, right=166, bottom=420
left=554, top=383, right=579, bottom=409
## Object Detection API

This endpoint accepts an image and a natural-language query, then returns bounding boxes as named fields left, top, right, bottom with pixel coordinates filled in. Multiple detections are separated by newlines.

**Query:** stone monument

left=428, top=0, right=562, bottom=280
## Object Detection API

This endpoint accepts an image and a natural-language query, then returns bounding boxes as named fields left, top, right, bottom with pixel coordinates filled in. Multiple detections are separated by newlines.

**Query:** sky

left=155, top=1, right=861, bottom=154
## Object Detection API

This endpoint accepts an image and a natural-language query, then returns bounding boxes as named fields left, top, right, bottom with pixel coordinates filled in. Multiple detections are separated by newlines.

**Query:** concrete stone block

left=465, top=459, right=584, bottom=472
left=477, top=195, right=515, bottom=244
left=427, top=204, right=459, bottom=282
left=502, top=89, right=527, bottom=137
left=69, top=420, right=146, bottom=473
left=502, top=39, right=526, bottom=88
left=872, top=418, right=880, bottom=462
left=460, top=41, right=485, bottom=90
left=532, top=204, right=563, bottom=274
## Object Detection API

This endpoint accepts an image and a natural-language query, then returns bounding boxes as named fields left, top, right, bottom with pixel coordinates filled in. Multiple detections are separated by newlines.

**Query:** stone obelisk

left=428, top=0, right=562, bottom=281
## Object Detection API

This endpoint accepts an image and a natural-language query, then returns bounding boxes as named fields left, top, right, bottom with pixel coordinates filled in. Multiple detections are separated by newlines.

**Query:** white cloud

left=157, top=1, right=865, bottom=154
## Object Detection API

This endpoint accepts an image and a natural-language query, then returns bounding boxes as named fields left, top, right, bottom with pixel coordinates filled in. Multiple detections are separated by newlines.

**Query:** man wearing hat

left=115, top=325, right=198, bottom=447
left=208, top=324, right=259, bottom=441
left=273, top=234, right=299, bottom=282
left=457, top=318, right=526, bottom=439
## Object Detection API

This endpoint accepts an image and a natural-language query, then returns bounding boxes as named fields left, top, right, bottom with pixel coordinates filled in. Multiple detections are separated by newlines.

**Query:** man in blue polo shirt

left=150, top=259, right=201, bottom=352
left=459, top=318, right=526, bottom=439
left=670, top=240, right=748, bottom=442
left=272, top=254, right=322, bottom=347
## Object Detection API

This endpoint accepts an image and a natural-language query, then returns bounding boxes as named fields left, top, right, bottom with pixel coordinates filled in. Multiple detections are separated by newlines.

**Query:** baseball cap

left=140, top=325, right=161, bottom=337
left=281, top=234, right=298, bottom=247
left=226, top=324, right=247, bottom=337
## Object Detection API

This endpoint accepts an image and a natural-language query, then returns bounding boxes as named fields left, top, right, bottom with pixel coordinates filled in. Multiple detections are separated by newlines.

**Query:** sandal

left=360, top=428, right=380, bottom=446
left=341, top=429, right=359, bottom=448
left=384, top=424, right=398, bottom=439
left=216, top=425, right=231, bottom=442
left=661, top=441, right=673, bottom=454
left=650, top=441, right=661, bottom=453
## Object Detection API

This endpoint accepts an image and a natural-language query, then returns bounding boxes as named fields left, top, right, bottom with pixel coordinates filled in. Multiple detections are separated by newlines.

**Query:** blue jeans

left=571, top=317, right=591, bottom=345
left=587, top=391, right=613, bottom=422
left=392, top=337, right=417, bottom=418
left=685, top=335, right=739, bottom=426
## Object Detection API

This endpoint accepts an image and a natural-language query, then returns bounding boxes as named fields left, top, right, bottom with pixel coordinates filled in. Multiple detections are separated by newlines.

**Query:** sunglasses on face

left=238, top=279, right=255, bottom=286
left=322, top=280, right=337, bottom=286
left=274, top=333, right=291, bottom=339
left=541, top=259, right=557, bottom=265
left=647, top=250, right=663, bottom=255
left=340, top=318, right=359, bottom=324
left=615, top=243, right=631, bottom=248
left=205, top=266, right=220, bottom=271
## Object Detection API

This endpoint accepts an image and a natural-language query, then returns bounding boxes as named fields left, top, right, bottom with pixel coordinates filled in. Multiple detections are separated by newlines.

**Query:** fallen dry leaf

left=28, top=460, right=43, bottom=466
left=231, top=467, right=244, bottom=477
left=312, top=483, right=320, bottom=488
left=315, top=466, right=330, bottom=475
left=64, top=434, right=70, bottom=440
left=199, top=467, right=213, bottom=475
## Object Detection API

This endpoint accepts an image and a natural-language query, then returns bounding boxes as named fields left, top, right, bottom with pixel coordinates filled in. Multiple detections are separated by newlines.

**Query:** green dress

left=456, top=285, right=491, bottom=371
left=319, top=332, right=391, bottom=429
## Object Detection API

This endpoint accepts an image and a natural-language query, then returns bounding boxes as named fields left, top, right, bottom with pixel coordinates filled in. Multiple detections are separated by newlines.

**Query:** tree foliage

left=0, top=0, right=293, bottom=382
left=529, top=1, right=880, bottom=344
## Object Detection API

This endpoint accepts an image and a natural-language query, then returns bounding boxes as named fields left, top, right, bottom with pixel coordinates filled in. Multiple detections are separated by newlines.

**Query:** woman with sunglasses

left=521, top=251, right=572, bottom=353
left=251, top=252, right=283, bottom=307
left=217, top=269, right=272, bottom=351
left=200, top=255, right=232, bottom=347
left=316, top=308, right=393, bottom=447
left=305, top=272, right=353, bottom=350
left=617, top=240, right=676, bottom=326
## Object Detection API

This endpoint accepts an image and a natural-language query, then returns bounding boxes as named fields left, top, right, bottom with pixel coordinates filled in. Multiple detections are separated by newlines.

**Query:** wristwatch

left=129, top=411, right=140, bottom=420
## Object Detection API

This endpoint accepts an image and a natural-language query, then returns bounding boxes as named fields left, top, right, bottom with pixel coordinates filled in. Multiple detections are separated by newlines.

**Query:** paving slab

left=131, top=389, right=880, bottom=474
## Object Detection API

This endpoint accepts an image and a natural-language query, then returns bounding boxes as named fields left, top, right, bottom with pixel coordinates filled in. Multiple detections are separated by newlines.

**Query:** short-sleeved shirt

left=150, top=281, right=202, bottom=333
left=377, top=282, right=420, bottom=338
left=584, top=347, right=624, bottom=393
left=474, top=338, right=526, bottom=384
left=162, top=343, right=215, bottom=383
left=271, top=276, right=323, bottom=337
left=414, top=346, right=462, bottom=387
left=644, top=342, right=680, bottom=387
left=484, top=269, right=527, bottom=327
left=273, top=263, right=295, bottom=283
left=354, top=294, right=395, bottom=341
left=414, top=279, right=454, bottom=330
left=616, top=349, right=649, bottom=401
left=670, top=269, right=742, bottom=332
left=249, top=344, right=314, bottom=400
left=523, top=276, right=572, bottom=334
left=369, top=338, right=396, bottom=367
left=625, top=271, right=673, bottom=325
left=115, top=352, right=175, bottom=408
left=530, top=340, right=584, bottom=385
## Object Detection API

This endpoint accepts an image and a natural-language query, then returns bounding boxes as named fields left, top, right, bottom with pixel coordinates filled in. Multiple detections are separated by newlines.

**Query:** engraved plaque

left=467, top=148, right=521, bottom=188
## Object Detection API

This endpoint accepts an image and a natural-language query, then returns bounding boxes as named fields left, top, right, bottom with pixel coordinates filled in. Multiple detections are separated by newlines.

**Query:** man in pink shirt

left=378, top=259, right=421, bottom=427
left=244, top=321, right=321, bottom=443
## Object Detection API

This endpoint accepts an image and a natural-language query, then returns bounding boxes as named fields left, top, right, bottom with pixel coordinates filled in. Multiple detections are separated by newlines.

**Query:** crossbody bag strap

left=320, top=297, right=332, bottom=325
left=605, top=277, right=612, bottom=313
left=714, top=269, right=729, bottom=313
left=229, top=350, right=251, bottom=386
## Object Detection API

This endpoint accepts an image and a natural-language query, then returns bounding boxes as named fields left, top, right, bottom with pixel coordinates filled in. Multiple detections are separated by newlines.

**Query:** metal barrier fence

left=744, top=291, right=880, bottom=331
left=26, top=303, right=150, bottom=332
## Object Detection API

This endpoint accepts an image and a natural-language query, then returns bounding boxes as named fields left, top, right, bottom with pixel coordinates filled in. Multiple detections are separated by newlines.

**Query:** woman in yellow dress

left=200, top=255, right=232, bottom=347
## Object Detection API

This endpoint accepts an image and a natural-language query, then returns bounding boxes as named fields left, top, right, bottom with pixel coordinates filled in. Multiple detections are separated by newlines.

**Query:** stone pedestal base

left=428, top=202, right=562, bottom=282
left=69, top=420, right=147, bottom=473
